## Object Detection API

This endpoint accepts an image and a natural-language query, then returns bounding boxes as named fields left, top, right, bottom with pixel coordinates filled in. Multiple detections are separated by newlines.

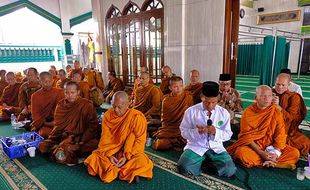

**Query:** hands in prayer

left=109, top=155, right=127, bottom=168
left=197, top=125, right=216, bottom=135
left=260, top=151, right=278, bottom=167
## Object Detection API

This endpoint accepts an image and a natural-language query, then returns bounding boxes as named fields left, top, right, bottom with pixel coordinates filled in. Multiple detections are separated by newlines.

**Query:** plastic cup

left=146, top=137, right=152, bottom=147
left=296, top=167, right=305, bottom=181
left=27, top=147, right=36, bottom=157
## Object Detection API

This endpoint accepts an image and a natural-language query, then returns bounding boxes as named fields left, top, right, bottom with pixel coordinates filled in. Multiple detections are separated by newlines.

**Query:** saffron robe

left=79, top=81, right=90, bottom=99
left=133, top=85, right=162, bottom=119
left=39, top=98, right=98, bottom=164
left=227, top=103, right=299, bottom=169
left=184, top=82, right=203, bottom=105
left=160, top=77, right=171, bottom=95
left=52, top=76, right=59, bottom=87
left=153, top=91, right=193, bottom=151
left=56, top=78, right=71, bottom=89
left=0, top=83, right=22, bottom=115
left=0, top=80, right=8, bottom=98
left=103, top=78, right=125, bottom=102
left=31, top=88, right=64, bottom=138
left=84, top=109, right=153, bottom=183
left=275, top=90, right=310, bottom=156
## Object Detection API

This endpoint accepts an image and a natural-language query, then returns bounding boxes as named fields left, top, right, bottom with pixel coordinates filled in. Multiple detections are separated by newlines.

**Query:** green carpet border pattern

left=0, top=150, right=47, bottom=190
left=146, top=151, right=244, bottom=190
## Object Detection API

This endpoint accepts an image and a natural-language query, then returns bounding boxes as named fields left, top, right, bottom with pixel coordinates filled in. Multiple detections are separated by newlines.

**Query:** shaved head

left=111, top=91, right=130, bottom=117
left=139, top=72, right=150, bottom=87
left=255, top=85, right=273, bottom=109
left=275, top=73, right=290, bottom=94
left=5, top=72, right=16, bottom=85
left=162, top=65, right=172, bottom=78
left=190, top=69, right=200, bottom=84
left=39, top=71, right=52, bottom=80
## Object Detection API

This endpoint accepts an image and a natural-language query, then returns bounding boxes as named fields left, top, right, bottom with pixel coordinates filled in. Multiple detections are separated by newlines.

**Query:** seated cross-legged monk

left=84, top=91, right=153, bottom=183
left=227, top=85, right=300, bottom=169
left=17, top=67, right=41, bottom=121
left=39, top=81, right=98, bottom=166
left=131, top=66, right=153, bottom=102
left=31, top=72, right=64, bottom=138
left=103, top=71, right=125, bottom=103
left=153, top=76, right=193, bottom=151
left=272, top=73, right=310, bottom=156
left=177, top=81, right=236, bottom=178
left=56, top=69, right=70, bottom=89
left=0, top=72, right=22, bottom=120
left=72, top=72, right=90, bottom=99
left=68, top=60, right=84, bottom=79
left=184, top=69, right=203, bottom=105
left=132, top=72, right=162, bottom=121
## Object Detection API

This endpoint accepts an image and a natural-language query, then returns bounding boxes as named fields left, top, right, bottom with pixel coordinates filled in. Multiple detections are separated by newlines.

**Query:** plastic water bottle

left=11, top=114, right=16, bottom=129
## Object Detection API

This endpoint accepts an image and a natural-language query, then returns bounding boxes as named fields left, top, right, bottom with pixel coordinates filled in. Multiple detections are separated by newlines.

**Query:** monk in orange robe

left=131, top=66, right=153, bottom=102
left=72, top=72, right=90, bottom=99
left=31, top=72, right=64, bottom=138
left=132, top=72, right=162, bottom=120
left=83, top=68, right=96, bottom=88
left=160, top=66, right=175, bottom=95
left=18, top=67, right=41, bottom=121
left=39, top=81, right=98, bottom=166
left=0, top=70, right=8, bottom=98
left=15, top=72, right=24, bottom=83
left=153, top=76, right=193, bottom=151
left=103, top=71, right=125, bottom=103
left=49, top=68, right=59, bottom=87
left=227, top=85, right=299, bottom=169
left=68, top=60, right=84, bottom=79
left=184, top=69, right=203, bottom=105
left=272, top=73, right=310, bottom=156
left=0, top=72, right=21, bottom=120
left=84, top=91, right=153, bottom=183
left=56, top=69, right=70, bottom=89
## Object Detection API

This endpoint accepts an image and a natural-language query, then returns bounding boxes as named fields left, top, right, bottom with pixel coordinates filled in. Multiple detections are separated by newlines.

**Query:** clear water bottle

left=11, top=114, right=16, bottom=129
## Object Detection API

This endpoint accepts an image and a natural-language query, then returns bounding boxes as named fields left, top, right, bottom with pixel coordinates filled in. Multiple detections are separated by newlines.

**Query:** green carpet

left=0, top=122, right=242, bottom=190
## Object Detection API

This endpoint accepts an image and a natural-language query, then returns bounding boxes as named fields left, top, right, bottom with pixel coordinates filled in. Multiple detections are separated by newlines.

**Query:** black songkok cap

left=219, top=73, right=231, bottom=81
left=280, top=68, right=291, bottom=75
left=202, top=81, right=219, bottom=97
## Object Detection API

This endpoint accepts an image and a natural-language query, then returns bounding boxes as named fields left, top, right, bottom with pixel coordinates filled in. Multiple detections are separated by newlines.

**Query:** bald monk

left=132, top=72, right=162, bottom=120
left=131, top=66, right=153, bottom=101
left=227, top=85, right=300, bottom=169
left=103, top=71, right=125, bottom=103
left=160, top=66, right=175, bottom=95
left=31, top=72, right=64, bottom=138
left=72, top=72, right=90, bottom=99
left=153, top=76, right=193, bottom=151
left=49, top=68, right=59, bottom=87
left=56, top=69, right=70, bottom=89
left=184, top=69, right=203, bottom=105
left=272, top=73, right=310, bottom=156
left=0, top=72, right=22, bottom=120
left=18, top=67, right=41, bottom=121
left=68, top=60, right=84, bottom=79
left=0, top=70, right=8, bottom=97
left=84, top=91, right=153, bottom=183
left=39, top=81, right=98, bottom=166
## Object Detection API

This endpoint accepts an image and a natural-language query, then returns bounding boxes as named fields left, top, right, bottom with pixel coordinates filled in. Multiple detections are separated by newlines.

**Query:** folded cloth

left=266, top=145, right=282, bottom=158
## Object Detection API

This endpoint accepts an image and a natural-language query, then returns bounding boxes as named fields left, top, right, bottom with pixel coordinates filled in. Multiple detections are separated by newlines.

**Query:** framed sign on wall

left=257, top=10, right=301, bottom=25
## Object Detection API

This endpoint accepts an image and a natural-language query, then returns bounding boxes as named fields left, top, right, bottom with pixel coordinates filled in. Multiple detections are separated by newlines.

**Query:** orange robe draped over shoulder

left=0, top=80, right=8, bottom=98
left=227, top=104, right=299, bottom=169
left=39, top=98, right=98, bottom=164
left=160, top=77, right=171, bottom=95
left=184, top=82, right=203, bottom=105
left=0, top=83, right=22, bottom=109
left=31, top=88, right=64, bottom=138
left=276, top=90, right=310, bottom=156
left=84, top=109, right=153, bottom=183
left=133, top=85, right=163, bottom=119
left=52, top=76, right=59, bottom=87
left=79, top=81, right=90, bottom=99
left=153, top=91, right=193, bottom=150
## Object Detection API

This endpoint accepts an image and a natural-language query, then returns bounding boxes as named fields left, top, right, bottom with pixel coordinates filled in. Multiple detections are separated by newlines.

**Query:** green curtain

left=237, top=43, right=263, bottom=75
left=259, top=36, right=274, bottom=85
left=270, top=36, right=290, bottom=86
left=237, top=35, right=291, bottom=86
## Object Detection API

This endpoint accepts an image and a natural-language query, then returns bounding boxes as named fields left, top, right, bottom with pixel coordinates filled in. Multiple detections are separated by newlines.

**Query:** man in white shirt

left=177, top=81, right=236, bottom=177
left=280, top=69, right=302, bottom=96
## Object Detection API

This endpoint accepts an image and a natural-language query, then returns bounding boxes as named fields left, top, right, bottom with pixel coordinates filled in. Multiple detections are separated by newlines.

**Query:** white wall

left=92, top=0, right=226, bottom=84
left=240, top=0, right=303, bottom=73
